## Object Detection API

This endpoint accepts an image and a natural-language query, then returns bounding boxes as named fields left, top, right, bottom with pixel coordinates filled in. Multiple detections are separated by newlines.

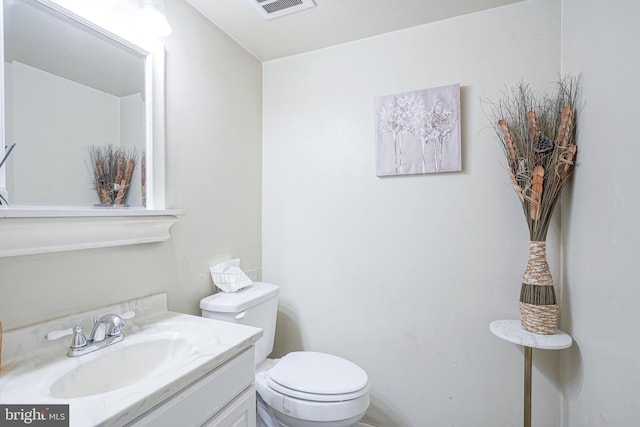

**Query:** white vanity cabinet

left=127, top=347, right=256, bottom=427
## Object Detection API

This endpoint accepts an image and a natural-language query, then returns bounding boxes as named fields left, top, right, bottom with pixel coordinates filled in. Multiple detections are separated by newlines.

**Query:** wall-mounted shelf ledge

left=489, top=319, right=572, bottom=350
left=0, top=207, right=184, bottom=257
left=0, top=206, right=184, bottom=218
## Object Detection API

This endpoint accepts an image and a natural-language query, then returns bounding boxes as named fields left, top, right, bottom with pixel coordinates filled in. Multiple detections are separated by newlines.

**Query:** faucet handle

left=109, top=311, right=135, bottom=330
left=109, top=311, right=135, bottom=336
left=45, top=328, right=73, bottom=341
left=45, top=324, right=88, bottom=349
left=69, top=325, right=88, bottom=349
left=110, top=316, right=126, bottom=336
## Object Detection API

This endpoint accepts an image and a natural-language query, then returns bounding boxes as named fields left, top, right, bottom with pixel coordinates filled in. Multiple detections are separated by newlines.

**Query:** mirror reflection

left=3, top=0, right=147, bottom=207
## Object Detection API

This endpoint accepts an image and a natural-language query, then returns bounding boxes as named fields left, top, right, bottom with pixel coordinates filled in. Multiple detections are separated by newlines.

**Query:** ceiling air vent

left=252, top=0, right=316, bottom=20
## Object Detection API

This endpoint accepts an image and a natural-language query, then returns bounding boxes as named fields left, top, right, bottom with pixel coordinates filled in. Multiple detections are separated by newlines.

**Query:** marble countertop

left=490, top=319, right=572, bottom=350
left=0, top=293, right=262, bottom=426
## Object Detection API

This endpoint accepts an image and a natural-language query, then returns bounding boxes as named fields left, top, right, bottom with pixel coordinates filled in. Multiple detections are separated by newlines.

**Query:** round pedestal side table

left=490, top=320, right=572, bottom=427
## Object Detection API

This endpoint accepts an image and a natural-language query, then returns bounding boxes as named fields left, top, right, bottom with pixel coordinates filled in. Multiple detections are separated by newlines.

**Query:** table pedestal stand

left=490, top=320, right=572, bottom=427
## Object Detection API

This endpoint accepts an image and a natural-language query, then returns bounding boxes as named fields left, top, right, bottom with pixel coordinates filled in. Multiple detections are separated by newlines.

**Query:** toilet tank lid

left=200, top=282, right=279, bottom=313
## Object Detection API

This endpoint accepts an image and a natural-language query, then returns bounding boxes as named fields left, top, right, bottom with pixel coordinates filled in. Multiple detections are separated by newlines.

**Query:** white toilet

left=200, top=282, right=370, bottom=427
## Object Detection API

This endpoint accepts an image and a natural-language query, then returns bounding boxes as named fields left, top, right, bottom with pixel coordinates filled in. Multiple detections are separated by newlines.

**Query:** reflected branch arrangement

left=88, top=145, right=138, bottom=206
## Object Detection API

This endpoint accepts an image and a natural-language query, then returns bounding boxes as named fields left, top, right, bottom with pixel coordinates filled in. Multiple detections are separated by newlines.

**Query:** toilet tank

left=200, top=282, right=279, bottom=366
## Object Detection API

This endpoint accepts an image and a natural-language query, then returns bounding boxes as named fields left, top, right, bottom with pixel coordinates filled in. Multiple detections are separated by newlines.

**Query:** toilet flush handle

left=235, top=311, right=247, bottom=320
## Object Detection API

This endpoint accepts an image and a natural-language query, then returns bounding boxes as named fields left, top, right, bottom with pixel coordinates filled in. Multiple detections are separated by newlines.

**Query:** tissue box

left=210, top=259, right=253, bottom=292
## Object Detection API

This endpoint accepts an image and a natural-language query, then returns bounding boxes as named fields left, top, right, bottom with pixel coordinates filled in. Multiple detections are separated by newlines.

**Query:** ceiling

left=185, top=0, right=523, bottom=61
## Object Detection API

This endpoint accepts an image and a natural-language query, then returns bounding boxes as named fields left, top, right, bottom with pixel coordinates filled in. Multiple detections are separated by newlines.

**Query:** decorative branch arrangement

left=490, top=76, right=580, bottom=241
left=88, top=145, right=138, bottom=206
left=489, top=76, right=580, bottom=334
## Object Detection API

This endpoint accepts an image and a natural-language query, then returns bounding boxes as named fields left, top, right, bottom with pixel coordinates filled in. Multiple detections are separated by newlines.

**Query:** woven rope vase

left=519, top=241, right=558, bottom=334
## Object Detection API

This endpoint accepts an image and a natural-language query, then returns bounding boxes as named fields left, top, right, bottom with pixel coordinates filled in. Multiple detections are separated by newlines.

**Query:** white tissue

left=210, top=258, right=252, bottom=292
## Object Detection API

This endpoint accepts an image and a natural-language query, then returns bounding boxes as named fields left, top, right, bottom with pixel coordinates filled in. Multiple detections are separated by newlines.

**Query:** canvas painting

left=374, top=84, right=461, bottom=176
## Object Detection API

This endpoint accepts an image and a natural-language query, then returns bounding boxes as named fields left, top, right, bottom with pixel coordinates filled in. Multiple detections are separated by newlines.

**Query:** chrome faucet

left=45, top=311, right=135, bottom=357
left=89, top=313, right=127, bottom=342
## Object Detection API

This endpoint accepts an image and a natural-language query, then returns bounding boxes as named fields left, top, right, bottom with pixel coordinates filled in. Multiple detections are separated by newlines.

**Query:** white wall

left=560, top=1, right=640, bottom=426
left=0, top=0, right=262, bottom=329
left=263, top=1, right=561, bottom=425
left=162, top=0, right=263, bottom=315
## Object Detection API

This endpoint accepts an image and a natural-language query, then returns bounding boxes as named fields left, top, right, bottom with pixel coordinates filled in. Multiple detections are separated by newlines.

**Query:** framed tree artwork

left=375, top=84, right=461, bottom=176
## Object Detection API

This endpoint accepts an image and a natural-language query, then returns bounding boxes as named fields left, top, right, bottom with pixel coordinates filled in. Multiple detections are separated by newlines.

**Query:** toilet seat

left=255, top=352, right=370, bottom=424
left=266, top=351, right=368, bottom=402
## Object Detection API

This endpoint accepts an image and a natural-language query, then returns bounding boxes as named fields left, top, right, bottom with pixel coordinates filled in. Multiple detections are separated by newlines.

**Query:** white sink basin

left=49, top=338, right=191, bottom=398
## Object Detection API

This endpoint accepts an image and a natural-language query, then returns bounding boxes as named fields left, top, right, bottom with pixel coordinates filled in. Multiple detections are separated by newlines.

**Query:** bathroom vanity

left=0, top=294, right=262, bottom=426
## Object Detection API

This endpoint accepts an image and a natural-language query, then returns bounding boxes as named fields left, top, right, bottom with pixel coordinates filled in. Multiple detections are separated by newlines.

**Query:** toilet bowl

left=200, top=282, right=370, bottom=427
left=255, top=353, right=369, bottom=427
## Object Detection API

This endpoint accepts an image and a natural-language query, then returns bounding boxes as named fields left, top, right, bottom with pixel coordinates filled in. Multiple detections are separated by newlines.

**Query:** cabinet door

left=126, top=347, right=254, bottom=426
left=204, top=387, right=256, bottom=427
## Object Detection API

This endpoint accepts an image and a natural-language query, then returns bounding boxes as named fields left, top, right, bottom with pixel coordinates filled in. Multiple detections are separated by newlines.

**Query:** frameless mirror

left=1, top=0, right=164, bottom=209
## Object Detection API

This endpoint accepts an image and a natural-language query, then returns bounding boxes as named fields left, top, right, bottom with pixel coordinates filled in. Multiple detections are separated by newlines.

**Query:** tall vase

left=519, top=241, right=558, bottom=334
